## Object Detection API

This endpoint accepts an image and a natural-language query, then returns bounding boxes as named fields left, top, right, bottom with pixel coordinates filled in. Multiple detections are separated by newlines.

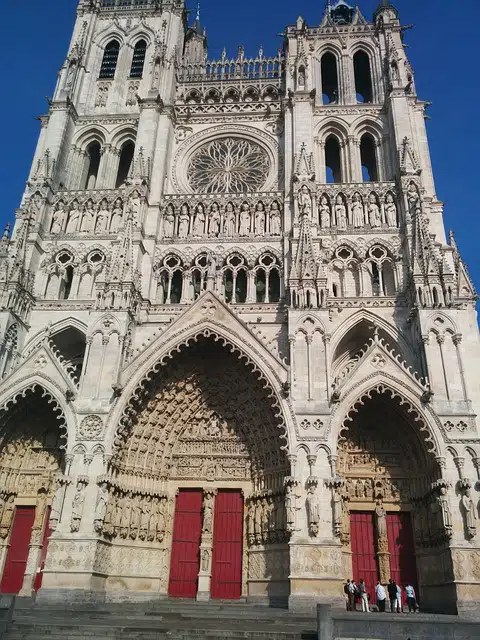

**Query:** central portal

left=107, top=337, right=289, bottom=601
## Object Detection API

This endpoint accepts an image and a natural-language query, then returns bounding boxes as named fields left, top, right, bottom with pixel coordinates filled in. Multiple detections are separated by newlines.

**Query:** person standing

left=395, top=584, right=403, bottom=613
left=344, top=580, right=350, bottom=610
left=405, top=583, right=417, bottom=613
left=387, top=578, right=397, bottom=612
left=375, top=581, right=387, bottom=612
left=348, top=579, right=357, bottom=612
left=358, top=579, right=370, bottom=613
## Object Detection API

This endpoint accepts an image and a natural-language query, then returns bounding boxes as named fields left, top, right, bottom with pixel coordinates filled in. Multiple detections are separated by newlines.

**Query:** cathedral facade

left=0, top=0, right=479, bottom=615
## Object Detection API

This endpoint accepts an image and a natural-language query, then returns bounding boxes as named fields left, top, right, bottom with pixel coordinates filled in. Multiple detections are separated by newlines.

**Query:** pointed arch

left=0, top=379, right=75, bottom=450
left=329, top=373, right=445, bottom=459
left=105, top=295, right=294, bottom=455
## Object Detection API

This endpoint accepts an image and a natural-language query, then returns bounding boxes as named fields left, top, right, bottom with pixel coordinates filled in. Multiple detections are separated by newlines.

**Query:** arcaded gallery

left=0, top=0, right=479, bottom=618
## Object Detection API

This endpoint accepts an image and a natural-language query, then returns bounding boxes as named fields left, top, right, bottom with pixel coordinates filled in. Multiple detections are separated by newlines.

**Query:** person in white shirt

left=404, top=583, right=417, bottom=613
left=375, top=581, right=387, bottom=612
left=348, top=579, right=357, bottom=612
left=395, top=584, right=403, bottom=613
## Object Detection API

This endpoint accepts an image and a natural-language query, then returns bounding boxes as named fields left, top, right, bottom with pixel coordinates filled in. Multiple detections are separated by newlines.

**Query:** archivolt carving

left=337, top=381, right=438, bottom=455
left=0, top=386, right=66, bottom=539
left=112, top=338, right=289, bottom=492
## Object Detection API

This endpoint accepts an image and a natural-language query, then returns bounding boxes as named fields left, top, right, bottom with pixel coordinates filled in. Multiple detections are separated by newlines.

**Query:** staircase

left=1, top=600, right=318, bottom=640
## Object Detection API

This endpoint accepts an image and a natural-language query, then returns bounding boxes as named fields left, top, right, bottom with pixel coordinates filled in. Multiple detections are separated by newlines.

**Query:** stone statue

left=461, top=487, right=477, bottom=539
left=51, top=201, right=65, bottom=234
left=201, top=548, right=211, bottom=572
left=109, top=198, right=123, bottom=231
left=254, top=202, right=266, bottom=235
left=335, top=195, right=347, bottom=230
left=438, top=486, right=452, bottom=535
left=209, top=203, right=221, bottom=236
left=385, top=193, right=398, bottom=227
left=298, top=67, right=305, bottom=88
left=239, top=203, right=251, bottom=236
left=298, top=185, right=312, bottom=219
left=178, top=204, right=190, bottom=238
left=193, top=203, right=206, bottom=236
left=352, top=193, right=364, bottom=228
left=269, top=201, right=282, bottom=236
left=71, top=485, right=85, bottom=533
left=375, top=499, right=387, bottom=539
left=306, top=481, right=320, bottom=537
left=50, top=485, right=63, bottom=531
left=163, top=204, right=175, bottom=238
left=368, top=194, right=382, bottom=228
left=333, top=486, right=344, bottom=537
left=207, top=253, right=217, bottom=280
left=285, top=483, right=297, bottom=533
left=94, top=483, right=108, bottom=534
left=80, top=200, right=95, bottom=232
left=407, top=182, right=421, bottom=217
left=319, top=196, right=331, bottom=228
left=66, top=200, right=81, bottom=233
left=203, top=494, right=214, bottom=534
left=139, top=498, right=150, bottom=541
left=224, top=202, right=236, bottom=236
left=94, top=200, right=108, bottom=233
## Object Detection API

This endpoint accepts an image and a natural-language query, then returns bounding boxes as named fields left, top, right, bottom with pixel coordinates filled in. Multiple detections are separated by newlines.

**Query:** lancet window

left=325, top=136, right=342, bottom=184
left=99, top=40, right=120, bottom=79
left=84, top=142, right=101, bottom=190
left=353, top=50, right=373, bottom=103
left=130, top=39, right=147, bottom=78
left=115, top=141, right=135, bottom=188
left=321, top=52, right=339, bottom=105
left=254, top=253, right=281, bottom=303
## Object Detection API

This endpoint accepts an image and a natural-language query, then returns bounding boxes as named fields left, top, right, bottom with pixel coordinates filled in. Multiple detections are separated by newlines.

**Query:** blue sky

left=0, top=1, right=478, bottom=295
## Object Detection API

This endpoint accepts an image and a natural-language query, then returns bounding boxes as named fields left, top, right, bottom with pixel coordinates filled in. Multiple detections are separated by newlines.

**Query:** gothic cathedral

left=0, top=0, right=479, bottom=616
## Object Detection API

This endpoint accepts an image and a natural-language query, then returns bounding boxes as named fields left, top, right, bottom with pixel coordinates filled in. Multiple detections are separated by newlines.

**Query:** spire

left=193, top=1, right=202, bottom=34
left=373, top=0, right=399, bottom=22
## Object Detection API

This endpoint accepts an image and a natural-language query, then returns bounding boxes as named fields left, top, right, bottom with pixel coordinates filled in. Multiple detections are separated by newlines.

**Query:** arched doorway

left=101, top=338, right=290, bottom=602
left=0, top=387, right=65, bottom=594
left=337, top=387, right=444, bottom=609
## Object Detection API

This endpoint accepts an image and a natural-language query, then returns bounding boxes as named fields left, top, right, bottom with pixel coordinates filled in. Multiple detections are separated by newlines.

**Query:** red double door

left=0, top=506, right=51, bottom=594
left=350, top=511, right=417, bottom=603
left=168, top=489, right=243, bottom=599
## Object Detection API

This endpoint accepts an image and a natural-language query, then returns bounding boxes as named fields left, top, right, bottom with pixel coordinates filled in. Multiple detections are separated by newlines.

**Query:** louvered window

left=99, top=40, right=120, bottom=79
left=130, top=40, right=147, bottom=78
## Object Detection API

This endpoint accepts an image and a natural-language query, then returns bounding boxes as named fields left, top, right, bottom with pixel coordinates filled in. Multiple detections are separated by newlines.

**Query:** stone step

left=5, top=622, right=317, bottom=640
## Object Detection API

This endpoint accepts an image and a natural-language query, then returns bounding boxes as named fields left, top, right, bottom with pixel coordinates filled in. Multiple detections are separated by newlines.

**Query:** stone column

left=19, top=491, right=49, bottom=596
left=374, top=499, right=390, bottom=584
left=197, top=488, right=217, bottom=602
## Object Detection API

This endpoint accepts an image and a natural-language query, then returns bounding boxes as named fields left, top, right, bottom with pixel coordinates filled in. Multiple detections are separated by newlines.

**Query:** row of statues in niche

left=162, top=200, right=283, bottom=239
left=49, top=193, right=141, bottom=235
left=93, top=484, right=170, bottom=543
left=298, top=187, right=399, bottom=229
left=246, top=491, right=290, bottom=546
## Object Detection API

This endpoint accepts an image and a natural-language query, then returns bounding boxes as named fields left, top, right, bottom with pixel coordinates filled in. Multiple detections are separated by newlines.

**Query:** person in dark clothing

left=387, top=578, right=398, bottom=612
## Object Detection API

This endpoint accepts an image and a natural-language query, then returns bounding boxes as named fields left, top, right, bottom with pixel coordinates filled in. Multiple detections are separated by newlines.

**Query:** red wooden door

left=168, top=490, right=203, bottom=598
left=350, top=511, right=378, bottom=604
left=33, top=507, right=52, bottom=592
left=211, top=491, right=243, bottom=600
left=387, top=512, right=418, bottom=605
left=0, top=506, right=35, bottom=594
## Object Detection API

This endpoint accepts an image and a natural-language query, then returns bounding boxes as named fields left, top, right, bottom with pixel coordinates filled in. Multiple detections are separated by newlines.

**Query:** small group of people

left=344, top=578, right=418, bottom=613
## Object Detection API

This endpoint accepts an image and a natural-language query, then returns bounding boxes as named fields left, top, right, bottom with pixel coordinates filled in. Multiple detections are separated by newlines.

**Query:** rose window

left=187, top=138, right=270, bottom=194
